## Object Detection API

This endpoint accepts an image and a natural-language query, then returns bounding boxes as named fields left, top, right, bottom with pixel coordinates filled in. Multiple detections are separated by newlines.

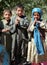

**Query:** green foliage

left=0, top=0, right=47, bottom=20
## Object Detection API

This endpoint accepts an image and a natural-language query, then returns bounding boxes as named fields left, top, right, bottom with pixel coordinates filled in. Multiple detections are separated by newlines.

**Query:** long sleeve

left=19, top=17, right=29, bottom=29
left=27, top=21, right=35, bottom=32
left=9, top=16, right=17, bottom=34
left=40, top=22, right=45, bottom=28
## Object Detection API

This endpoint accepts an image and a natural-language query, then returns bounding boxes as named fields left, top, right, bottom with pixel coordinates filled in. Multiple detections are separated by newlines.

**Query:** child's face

left=16, top=7, right=24, bottom=16
left=33, top=12, right=40, bottom=20
left=3, top=11, right=11, bottom=21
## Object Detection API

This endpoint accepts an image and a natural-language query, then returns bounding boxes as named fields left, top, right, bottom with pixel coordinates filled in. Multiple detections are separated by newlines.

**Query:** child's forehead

left=3, top=11, right=11, bottom=16
left=3, top=10, right=12, bottom=14
left=33, top=12, right=40, bottom=15
left=4, top=11, right=10, bottom=13
left=16, top=7, right=23, bottom=10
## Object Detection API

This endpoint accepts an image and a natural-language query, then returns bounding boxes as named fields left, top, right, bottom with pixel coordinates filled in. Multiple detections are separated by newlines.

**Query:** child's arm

left=8, top=16, right=18, bottom=34
left=27, top=19, right=37, bottom=32
left=38, top=21, right=47, bottom=32
left=23, top=17, right=29, bottom=28
left=27, top=21, right=34, bottom=33
left=19, top=17, right=29, bottom=30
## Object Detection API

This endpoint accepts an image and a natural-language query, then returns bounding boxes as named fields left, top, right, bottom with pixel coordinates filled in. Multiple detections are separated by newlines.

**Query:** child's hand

left=16, top=16, right=21, bottom=21
left=15, top=16, right=21, bottom=25
left=2, top=29, right=6, bottom=32
left=34, top=18, right=41, bottom=25
left=34, top=18, right=37, bottom=25
left=2, top=28, right=9, bottom=32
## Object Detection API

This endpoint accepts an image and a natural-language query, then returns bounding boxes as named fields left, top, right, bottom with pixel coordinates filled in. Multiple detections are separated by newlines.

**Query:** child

left=1, top=9, right=12, bottom=61
left=11, top=4, right=29, bottom=64
left=27, top=8, right=47, bottom=65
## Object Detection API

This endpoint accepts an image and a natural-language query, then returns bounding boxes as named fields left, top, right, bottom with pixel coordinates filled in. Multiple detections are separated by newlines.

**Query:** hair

left=15, top=4, right=24, bottom=10
left=3, top=9, right=12, bottom=15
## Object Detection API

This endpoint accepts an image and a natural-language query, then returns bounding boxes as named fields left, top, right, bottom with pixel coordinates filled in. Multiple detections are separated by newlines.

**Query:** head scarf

left=32, top=8, right=43, bottom=21
left=32, top=8, right=44, bottom=55
left=32, top=8, right=42, bottom=16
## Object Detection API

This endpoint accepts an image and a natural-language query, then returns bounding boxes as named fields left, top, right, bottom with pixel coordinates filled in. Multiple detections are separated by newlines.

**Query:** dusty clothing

left=27, top=20, right=47, bottom=63
left=1, top=19, right=12, bottom=56
left=10, top=15, right=29, bottom=62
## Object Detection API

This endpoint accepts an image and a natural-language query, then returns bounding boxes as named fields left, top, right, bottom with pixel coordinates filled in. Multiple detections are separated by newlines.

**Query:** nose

left=19, top=11, right=22, bottom=14
left=7, top=14, right=9, bottom=17
left=35, top=16, right=38, bottom=19
left=35, top=15, right=38, bottom=17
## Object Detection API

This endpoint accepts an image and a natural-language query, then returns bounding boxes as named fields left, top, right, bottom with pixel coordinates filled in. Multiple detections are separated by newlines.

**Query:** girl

left=27, top=8, right=47, bottom=65
left=1, top=9, right=12, bottom=64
